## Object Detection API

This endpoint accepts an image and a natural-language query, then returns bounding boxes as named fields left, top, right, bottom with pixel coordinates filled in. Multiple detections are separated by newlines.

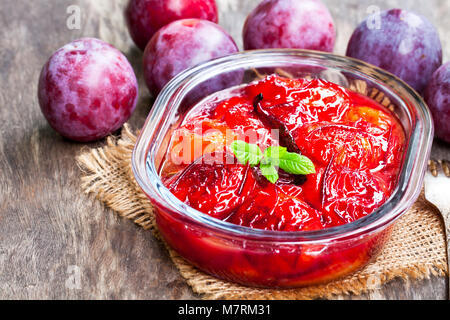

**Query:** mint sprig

left=230, top=140, right=315, bottom=183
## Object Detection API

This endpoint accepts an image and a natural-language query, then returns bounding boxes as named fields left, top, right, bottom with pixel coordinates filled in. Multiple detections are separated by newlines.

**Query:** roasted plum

left=227, top=182, right=324, bottom=231
left=162, top=74, right=405, bottom=230
left=167, top=152, right=256, bottom=220
left=158, top=74, right=406, bottom=287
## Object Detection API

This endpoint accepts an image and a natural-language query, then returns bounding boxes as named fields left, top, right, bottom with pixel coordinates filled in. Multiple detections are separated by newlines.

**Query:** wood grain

left=0, top=0, right=448, bottom=299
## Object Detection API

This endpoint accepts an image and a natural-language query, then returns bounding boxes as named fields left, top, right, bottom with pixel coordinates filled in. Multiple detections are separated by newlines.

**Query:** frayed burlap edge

left=76, top=124, right=447, bottom=300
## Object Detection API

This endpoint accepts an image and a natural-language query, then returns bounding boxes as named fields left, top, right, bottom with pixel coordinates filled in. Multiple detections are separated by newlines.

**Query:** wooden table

left=0, top=0, right=448, bottom=300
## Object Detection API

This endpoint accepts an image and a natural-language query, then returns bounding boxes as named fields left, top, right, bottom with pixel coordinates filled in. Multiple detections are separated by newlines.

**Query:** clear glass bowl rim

left=132, top=49, right=434, bottom=243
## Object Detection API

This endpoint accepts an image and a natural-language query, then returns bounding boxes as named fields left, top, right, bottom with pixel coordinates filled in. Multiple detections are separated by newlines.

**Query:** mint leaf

left=230, top=140, right=262, bottom=167
left=263, top=146, right=287, bottom=166
left=260, top=164, right=279, bottom=184
left=279, top=152, right=316, bottom=175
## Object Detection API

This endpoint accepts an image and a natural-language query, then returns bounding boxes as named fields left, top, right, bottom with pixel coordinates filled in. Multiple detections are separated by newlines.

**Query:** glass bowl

left=132, top=50, right=433, bottom=288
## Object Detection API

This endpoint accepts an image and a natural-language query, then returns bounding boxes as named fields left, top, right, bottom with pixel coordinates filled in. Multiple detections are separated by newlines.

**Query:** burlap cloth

left=76, top=124, right=447, bottom=299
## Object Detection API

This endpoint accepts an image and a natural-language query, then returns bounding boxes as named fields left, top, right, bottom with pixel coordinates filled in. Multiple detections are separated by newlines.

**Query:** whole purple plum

left=424, top=62, right=450, bottom=143
left=143, top=19, right=239, bottom=96
left=346, top=9, right=442, bottom=94
left=243, top=0, right=336, bottom=52
left=125, top=0, right=218, bottom=51
left=38, top=38, right=138, bottom=142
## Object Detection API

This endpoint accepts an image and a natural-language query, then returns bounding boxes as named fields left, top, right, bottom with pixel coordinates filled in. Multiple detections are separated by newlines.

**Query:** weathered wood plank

left=0, top=0, right=448, bottom=299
